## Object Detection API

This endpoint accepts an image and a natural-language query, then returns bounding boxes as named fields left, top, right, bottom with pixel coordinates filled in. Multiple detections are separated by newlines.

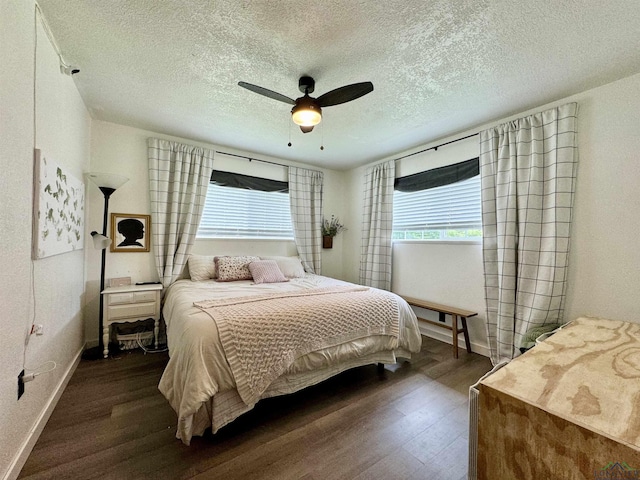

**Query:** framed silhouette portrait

left=110, top=213, right=150, bottom=252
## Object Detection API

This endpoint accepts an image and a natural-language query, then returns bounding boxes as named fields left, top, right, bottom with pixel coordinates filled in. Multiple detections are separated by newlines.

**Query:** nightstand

left=101, top=283, right=162, bottom=358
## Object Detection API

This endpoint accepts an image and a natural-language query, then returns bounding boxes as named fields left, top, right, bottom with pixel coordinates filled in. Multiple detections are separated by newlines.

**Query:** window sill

left=196, top=237, right=295, bottom=241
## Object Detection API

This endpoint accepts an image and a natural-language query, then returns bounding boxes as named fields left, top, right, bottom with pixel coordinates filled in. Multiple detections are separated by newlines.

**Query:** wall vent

left=467, top=362, right=509, bottom=480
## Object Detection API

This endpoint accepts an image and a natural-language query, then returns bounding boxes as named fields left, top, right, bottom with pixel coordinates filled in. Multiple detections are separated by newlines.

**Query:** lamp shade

left=86, top=172, right=129, bottom=191
left=291, top=98, right=322, bottom=127
left=91, top=231, right=111, bottom=250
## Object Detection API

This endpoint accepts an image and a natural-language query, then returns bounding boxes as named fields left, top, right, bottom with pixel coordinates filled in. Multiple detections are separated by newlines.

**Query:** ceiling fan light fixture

left=238, top=77, right=373, bottom=132
left=291, top=99, right=322, bottom=127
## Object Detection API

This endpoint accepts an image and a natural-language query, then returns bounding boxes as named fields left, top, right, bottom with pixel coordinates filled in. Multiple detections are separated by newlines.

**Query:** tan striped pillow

left=187, top=255, right=216, bottom=281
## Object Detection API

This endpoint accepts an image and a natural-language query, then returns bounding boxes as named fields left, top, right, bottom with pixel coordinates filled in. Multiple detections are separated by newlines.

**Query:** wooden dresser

left=477, top=316, right=640, bottom=479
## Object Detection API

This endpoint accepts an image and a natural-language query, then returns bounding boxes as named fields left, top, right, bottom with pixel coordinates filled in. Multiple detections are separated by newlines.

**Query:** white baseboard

left=418, top=321, right=490, bottom=358
left=4, top=346, right=83, bottom=480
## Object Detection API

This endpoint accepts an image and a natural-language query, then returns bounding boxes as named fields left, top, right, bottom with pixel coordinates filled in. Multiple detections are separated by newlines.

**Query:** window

left=392, top=160, right=482, bottom=241
left=197, top=172, right=294, bottom=239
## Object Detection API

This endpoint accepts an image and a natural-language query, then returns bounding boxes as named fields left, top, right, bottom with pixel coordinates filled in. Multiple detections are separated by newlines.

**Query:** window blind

left=210, top=169, right=288, bottom=192
left=393, top=175, right=482, bottom=231
left=197, top=183, right=294, bottom=239
left=394, top=157, right=479, bottom=192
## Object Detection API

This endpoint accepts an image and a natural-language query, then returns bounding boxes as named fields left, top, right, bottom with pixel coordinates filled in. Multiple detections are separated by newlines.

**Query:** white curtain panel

left=148, top=138, right=214, bottom=287
left=359, top=160, right=395, bottom=290
left=480, top=103, right=578, bottom=365
left=288, top=166, right=323, bottom=274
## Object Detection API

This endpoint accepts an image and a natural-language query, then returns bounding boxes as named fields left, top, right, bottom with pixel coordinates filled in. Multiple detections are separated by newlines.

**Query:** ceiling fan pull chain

left=320, top=120, right=324, bottom=151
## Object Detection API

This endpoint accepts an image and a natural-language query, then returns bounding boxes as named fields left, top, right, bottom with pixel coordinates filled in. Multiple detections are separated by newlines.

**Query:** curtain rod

left=216, top=131, right=479, bottom=169
left=215, top=151, right=289, bottom=168
left=393, top=132, right=479, bottom=163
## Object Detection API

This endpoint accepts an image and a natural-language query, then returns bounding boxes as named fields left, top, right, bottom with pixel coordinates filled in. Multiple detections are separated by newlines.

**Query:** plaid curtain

left=288, top=166, right=323, bottom=274
left=480, top=103, right=578, bottom=364
left=148, top=138, right=214, bottom=287
left=359, top=160, right=395, bottom=290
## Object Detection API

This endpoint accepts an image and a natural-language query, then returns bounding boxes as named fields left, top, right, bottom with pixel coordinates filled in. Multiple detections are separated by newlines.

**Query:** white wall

left=387, top=137, right=488, bottom=350
left=190, top=151, right=347, bottom=278
left=563, top=74, right=640, bottom=322
left=86, top=120, right=348, bottom=344
left=342, top=137, right=488, bottom=353
left=0, top=2, right=91, bottom=478
left=344, top=72, right=640, bottom=355
left=473, top=74, right=640, bottom=326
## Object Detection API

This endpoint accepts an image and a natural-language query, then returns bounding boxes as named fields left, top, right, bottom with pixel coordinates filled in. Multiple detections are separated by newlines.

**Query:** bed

left=158, top=256, right=422, bottom=444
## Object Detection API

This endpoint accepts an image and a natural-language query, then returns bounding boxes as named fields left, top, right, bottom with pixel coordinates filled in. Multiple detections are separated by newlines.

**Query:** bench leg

left=452, top=314, right=459, bottom=359
left=461, top=317, right=472, bottom=354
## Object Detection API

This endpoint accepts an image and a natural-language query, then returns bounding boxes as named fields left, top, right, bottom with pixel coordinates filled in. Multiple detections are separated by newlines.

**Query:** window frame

left=392, top=158, right=483, bottom=244
left=196, top=171, right=295, bottom=240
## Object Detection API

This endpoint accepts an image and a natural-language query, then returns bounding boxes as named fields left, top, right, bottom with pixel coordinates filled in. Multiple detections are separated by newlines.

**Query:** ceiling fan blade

left=238, top=81, right=296, bottom=105
left=316, top=82, right=374, bottom=107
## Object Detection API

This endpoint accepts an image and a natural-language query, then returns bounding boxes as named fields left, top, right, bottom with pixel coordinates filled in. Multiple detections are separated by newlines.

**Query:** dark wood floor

left=19, top=337, right=492, bottom=480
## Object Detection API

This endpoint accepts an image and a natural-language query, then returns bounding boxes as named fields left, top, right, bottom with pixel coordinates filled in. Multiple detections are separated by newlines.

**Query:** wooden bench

left=401, top=296, right=478, bottom=359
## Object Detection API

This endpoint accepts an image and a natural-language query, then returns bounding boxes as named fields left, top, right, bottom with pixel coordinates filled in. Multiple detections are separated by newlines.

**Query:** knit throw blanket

left=194, top=286, right=400, bottom=406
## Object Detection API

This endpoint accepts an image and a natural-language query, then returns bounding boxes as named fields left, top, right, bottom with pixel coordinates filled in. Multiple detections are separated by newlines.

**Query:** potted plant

left=322, top=216, right=347, bottom=249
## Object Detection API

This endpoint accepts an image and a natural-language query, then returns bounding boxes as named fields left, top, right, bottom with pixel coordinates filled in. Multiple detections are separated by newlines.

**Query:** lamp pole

left=97, top=187, right=115, bottom=357
left=83, top=173, right=128, bottom=360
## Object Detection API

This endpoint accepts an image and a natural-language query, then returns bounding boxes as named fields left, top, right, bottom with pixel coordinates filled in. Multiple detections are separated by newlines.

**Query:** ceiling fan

left=238, top=76, right=374, bottom=133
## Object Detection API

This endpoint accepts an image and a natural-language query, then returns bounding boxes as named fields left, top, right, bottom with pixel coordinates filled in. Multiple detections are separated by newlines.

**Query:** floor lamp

left=83, top=172, right=129, bottom=360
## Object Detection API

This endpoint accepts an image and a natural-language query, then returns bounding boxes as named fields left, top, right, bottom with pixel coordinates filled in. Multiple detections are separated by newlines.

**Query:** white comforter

left=158, top=274, right=422, bottom=444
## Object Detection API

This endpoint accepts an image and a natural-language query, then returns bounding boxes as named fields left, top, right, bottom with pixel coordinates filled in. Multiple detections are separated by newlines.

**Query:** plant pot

left=323, top=236, right=333, bottom=249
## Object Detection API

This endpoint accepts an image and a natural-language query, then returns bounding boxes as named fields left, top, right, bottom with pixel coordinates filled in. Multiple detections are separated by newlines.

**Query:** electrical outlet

left=31, top=324, right=44, bottom=335
left=18, top=370, right=25, bottom=400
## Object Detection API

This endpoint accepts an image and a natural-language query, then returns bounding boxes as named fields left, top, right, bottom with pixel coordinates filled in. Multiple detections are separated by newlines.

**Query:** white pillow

left=259, top=256, right=306, bottom=278
left=248, top=260, right=289, bottom=284
left=187, top=255, right=216, bottom=281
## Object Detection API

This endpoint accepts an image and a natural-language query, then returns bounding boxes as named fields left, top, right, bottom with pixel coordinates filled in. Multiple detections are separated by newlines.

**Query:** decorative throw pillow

left=187, top=255, right=216, bottom=281
left=259, top=256, right=306, bottom=278
left=214, top=255, right=260, bottom=282
left=248, top=260, right=289, bottom=284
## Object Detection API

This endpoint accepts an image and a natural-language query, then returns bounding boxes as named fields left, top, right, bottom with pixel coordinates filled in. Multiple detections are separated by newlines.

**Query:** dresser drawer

left=107, top=302, right=157, bottom=320
left=108, top=291, right=157, bottom=305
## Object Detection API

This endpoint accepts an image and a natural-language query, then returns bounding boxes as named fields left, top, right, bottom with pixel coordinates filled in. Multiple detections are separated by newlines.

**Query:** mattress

left=158, top=274, right=422, bottom=444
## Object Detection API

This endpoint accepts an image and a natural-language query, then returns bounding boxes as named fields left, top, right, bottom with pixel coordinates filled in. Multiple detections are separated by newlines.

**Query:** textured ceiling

left=37, top=0, right=640, bottom=170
